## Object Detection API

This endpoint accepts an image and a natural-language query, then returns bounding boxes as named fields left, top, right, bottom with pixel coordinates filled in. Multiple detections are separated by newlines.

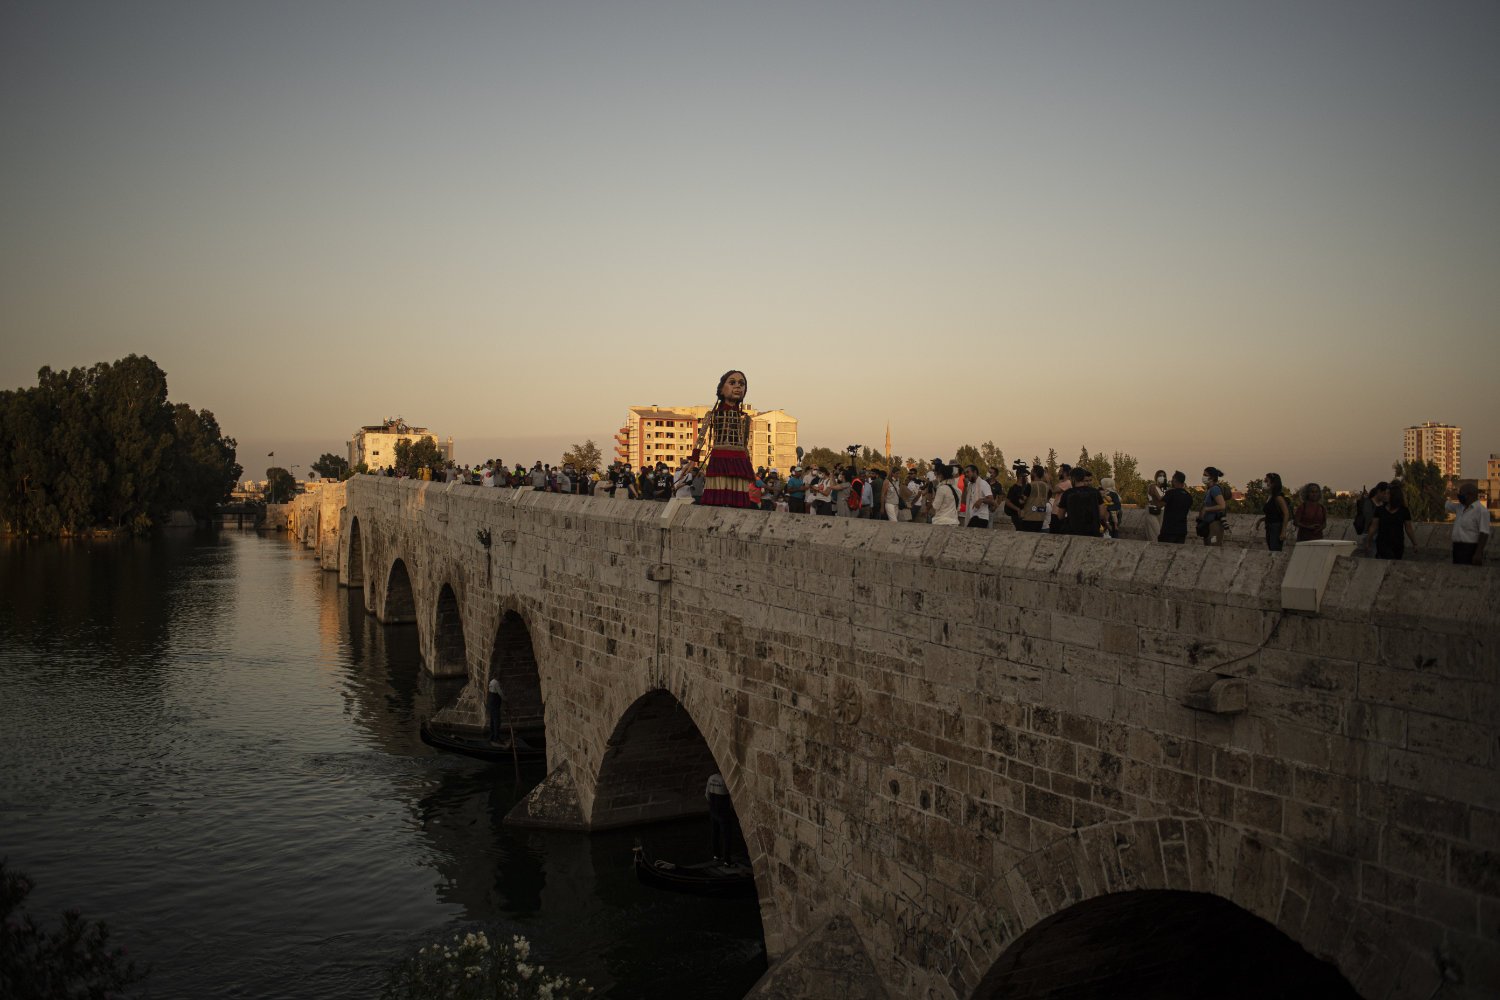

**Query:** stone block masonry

left=296, top=478, right=1499, bottom=999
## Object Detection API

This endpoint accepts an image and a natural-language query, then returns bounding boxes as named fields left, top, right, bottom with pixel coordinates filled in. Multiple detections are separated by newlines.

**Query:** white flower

left=517, top=962, right=533, bottom=980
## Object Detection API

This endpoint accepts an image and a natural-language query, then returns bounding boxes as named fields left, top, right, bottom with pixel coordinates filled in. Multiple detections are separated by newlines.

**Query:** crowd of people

left=372, top=454, right=1489, bottom=567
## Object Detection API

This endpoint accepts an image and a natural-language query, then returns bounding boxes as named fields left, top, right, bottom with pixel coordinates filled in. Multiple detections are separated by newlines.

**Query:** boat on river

left=419, top=721, right=547, bottom=765
left=632, top=844, right=757, bottom=899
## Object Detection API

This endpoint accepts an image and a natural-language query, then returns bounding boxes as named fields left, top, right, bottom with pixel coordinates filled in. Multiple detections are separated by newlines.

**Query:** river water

left=0, top=530, right=766, bottom=998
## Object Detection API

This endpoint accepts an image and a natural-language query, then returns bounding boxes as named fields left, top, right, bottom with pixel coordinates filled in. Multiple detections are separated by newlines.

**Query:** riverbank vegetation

left=0, top=860, right=147, bottom=999
left=0, top=355, right=241, bottom=536
left=382, top=929, right=591, bottom=1000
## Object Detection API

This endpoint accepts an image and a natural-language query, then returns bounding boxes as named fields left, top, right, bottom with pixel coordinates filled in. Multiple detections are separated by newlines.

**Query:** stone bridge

left=286, top=478, right=1499, bottom=999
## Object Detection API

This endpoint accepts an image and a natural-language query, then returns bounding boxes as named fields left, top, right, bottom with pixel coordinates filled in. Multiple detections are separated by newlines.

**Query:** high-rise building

left=1403, top=422, right=1461, bottom=478
left=616, top=405, right=799, bottom=475
left=348, top=417, right=453, bottom=471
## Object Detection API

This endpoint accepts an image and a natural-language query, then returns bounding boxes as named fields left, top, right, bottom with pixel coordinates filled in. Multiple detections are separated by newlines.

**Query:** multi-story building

left=616, top=405, right=800, bottom=475
left=1480, top=453, right=1500, bottom=507
left=1403, top=422, right=1461, bottom=478
left=348, top=417, right=454, bottom=472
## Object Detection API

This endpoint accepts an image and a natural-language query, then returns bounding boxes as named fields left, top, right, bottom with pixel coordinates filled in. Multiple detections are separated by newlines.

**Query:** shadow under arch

left=943, top=817, right=1410, bottom=1000
left=971, top=889, right=1358, bottom=1000
left=346, top=516, right=364, bottom=589
left=592, top=689, right=726, bottom=830
left=432, top=582, right=466, bottom=677
left=489, top=609, right=545, bottom=737
left=383, top=558, right=416, bottom=624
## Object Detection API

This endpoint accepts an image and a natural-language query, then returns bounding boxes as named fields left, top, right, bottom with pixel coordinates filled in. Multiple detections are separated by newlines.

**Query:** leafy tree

left=1393, top=459, right=1448, bottom=521
left=1044, top=448, right=1059, bottom=480
left=952, top=444, right=982, bottom=471
left=311, top=452, right=351, bottom=481
left=560, top=439, right=603, bottom=471
left=0, top=355, right=237, bottom=535
left=1111, top=451, right=1146, bottom=504
left=265, top=467, right=298, bottom=503
left=1322, top=487, right=1357, bottom=519
left=979, top=441, right=1005, bottom=475
left=167, top=405, right=241, bottom=518
left=1237, top=477, right=1268, bottom=515
left=393, top=436, right=444, bottom=479
left=0, top=860, right=147, bottom=997
left=800, top=445, right=846, bottom=472
left=859, top=446, right=889, bottom=470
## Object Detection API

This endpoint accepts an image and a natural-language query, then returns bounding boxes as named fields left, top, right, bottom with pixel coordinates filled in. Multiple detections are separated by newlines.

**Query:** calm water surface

left=0, top=531, right=765, bottom=998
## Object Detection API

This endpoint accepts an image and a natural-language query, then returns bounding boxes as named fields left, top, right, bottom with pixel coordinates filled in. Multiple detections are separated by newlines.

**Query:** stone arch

left=945, top=818, right=1414, bottom=1000
left=591, top=689, right=725, bottom=830
left=488, top=609, right=545, bottom=738
left=431, top=582, right=467, bottom=678
left=382, top=558, right=417, bottom=624
left=970, top=890, right=1358, bottom=999
left=345, top=516, right=364, bottom=588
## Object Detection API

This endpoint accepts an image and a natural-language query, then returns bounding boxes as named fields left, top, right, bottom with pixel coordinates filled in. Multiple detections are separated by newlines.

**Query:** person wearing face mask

left=1146, top=470, right=1168, bottom=543
left=1197, top=467, right=1228, bottom=546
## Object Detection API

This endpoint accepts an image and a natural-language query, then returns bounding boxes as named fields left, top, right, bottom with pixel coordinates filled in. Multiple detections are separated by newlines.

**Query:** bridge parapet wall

left=335, top=477, right=1499, bottom=999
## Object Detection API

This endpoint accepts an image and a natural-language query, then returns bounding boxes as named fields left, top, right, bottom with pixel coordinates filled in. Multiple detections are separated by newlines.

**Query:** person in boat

left=705, top=772, right=740, bottom=862
left=486, top=677, right=504, bottom=743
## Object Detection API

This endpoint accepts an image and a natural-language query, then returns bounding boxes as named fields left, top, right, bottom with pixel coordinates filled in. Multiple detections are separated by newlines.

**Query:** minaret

left=885, top=422, right=892, bottom=459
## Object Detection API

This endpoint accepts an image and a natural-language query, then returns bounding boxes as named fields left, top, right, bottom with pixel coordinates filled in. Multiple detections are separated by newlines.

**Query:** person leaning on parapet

left=1019, top=464, right=1049, bottom=533
left=1159, top=471, right=1192, bottom=544
left=1100, top=477, right=1123, bottom=538
left=1445, top=482, right=1490, bottom=566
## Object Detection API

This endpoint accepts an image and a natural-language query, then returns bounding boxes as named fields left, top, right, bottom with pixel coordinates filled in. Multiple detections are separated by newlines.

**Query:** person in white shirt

left=672, top=461, right=696, bottom=500
left=929, top=464, right=961, bottom=526
left=1445, top=483, right=1490, bottom=566
left=963, top=464, right=995, bottom=529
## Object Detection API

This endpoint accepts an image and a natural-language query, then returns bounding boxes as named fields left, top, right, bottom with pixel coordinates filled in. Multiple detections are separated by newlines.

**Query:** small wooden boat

left=419, top=720, right=547, bottom=765
left=632, top=844, right=757, bottom=899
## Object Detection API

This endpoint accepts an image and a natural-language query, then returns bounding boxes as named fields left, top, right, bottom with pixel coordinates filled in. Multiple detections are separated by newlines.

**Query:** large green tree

left=264, top=467, right=298, bottom=504
left=0, top=355, right=238, bottom=534
left=560, top=439, right=603, bottom=471
left=311, top=452, right=351, bottom=481
left=1393, top=459, right=1448, bottom=522
left=393, top=436, right=445, bottom=478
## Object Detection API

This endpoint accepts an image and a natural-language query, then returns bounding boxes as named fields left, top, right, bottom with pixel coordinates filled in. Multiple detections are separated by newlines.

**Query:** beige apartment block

left=1403, top=421, right=1461, bottom=478
left=617, top=405, right=799, bottom=475
left=348, top=417, right=454, bottom=472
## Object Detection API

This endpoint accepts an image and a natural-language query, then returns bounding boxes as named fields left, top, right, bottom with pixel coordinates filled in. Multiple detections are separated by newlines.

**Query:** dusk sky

left=3, top=1, right=1497, bottom=488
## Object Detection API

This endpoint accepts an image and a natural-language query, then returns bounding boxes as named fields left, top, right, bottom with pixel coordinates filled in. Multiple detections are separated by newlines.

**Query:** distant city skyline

left=4, top=2, right=1497, bottom=489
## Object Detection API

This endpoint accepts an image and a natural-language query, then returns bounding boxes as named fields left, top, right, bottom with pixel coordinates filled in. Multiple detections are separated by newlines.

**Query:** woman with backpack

left=928, top=464, right=962, bottom=525
left=1197, top=467, right=1228, bottom=546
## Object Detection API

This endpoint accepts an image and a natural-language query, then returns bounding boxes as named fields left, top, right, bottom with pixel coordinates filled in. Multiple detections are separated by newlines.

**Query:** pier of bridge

left=285, top=478, right=1499, bottom=1000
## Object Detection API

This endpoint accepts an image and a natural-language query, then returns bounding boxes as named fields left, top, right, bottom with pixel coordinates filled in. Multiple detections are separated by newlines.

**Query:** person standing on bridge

left=691, top=370, right=755, bottom=508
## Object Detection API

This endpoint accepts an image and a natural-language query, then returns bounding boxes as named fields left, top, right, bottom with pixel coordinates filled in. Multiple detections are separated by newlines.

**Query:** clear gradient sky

left=3, top=1, right=1497, bottom=488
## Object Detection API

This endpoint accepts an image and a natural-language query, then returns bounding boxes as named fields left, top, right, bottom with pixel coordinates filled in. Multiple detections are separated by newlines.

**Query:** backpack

left=1353, top=498, right=1370, bottom=536
left=847, top=479, right=862, bottom=510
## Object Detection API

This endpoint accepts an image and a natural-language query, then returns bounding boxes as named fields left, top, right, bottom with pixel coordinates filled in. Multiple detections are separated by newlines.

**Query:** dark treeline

left=0, top=355, right=242, bottom=535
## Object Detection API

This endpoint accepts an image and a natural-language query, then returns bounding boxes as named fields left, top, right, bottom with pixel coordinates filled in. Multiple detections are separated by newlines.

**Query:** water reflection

left=0, top=532, right=765, bottom=999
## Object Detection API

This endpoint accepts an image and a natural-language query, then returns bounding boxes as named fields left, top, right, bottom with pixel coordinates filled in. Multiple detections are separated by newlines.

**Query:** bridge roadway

left=286, top=477, right=1499, bottom=999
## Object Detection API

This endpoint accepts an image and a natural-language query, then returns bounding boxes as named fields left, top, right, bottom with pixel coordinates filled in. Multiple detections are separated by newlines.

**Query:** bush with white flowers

left=381, top=929, right=591, bottom=1000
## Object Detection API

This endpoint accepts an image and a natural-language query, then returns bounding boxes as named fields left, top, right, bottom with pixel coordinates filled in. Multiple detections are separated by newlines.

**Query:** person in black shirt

left=1060, top=467, right=1107, bottom=537
left=1369, top=482, right=1417, bottom=559
left=1255, top=472, right=1291, bottom=551
left=1005, top=463, right=1029, bottom=530
left=1159, top=471, right=1192, bottom=543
